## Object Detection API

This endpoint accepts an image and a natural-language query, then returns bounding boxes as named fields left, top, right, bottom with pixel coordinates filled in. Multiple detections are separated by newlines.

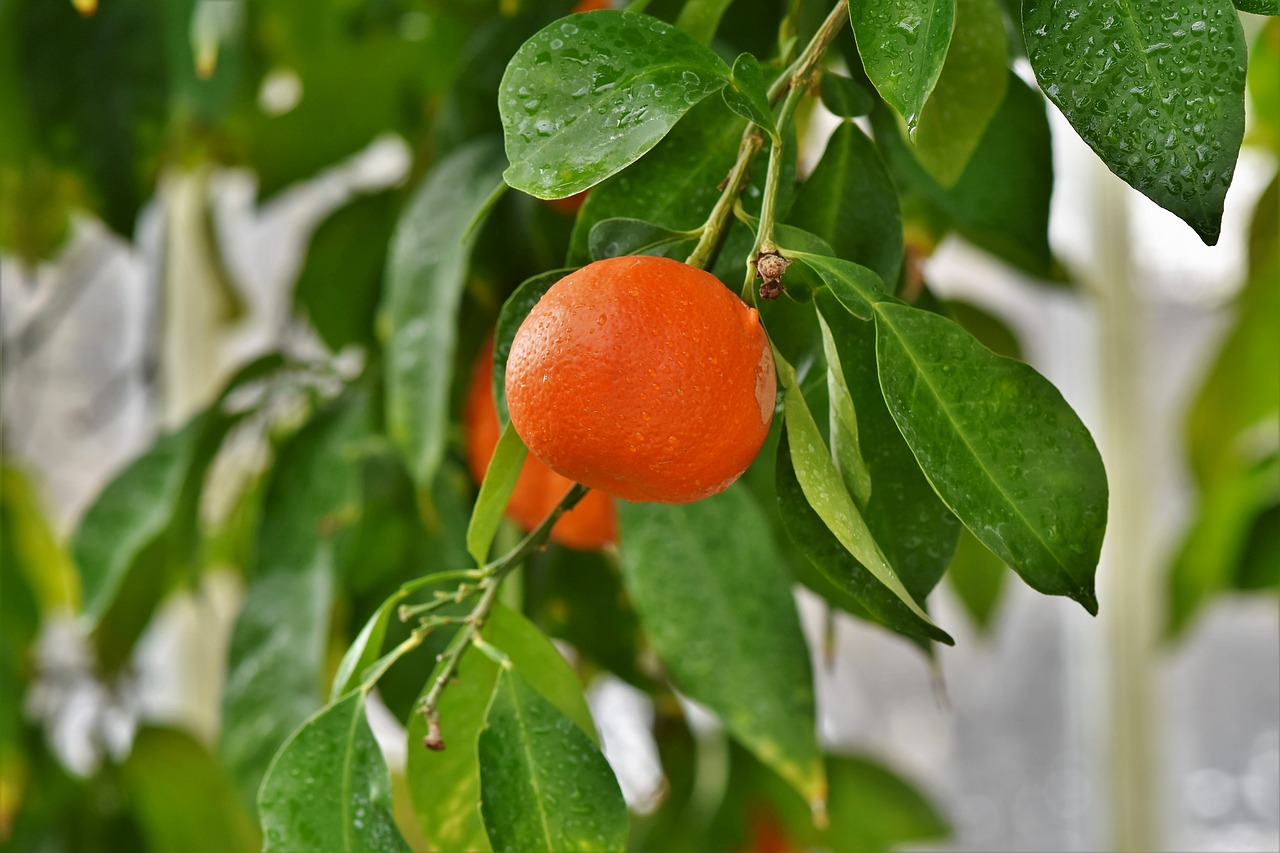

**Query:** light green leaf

left=493, top=268, right=574, bottom=426
left=849, top=0, right=956, bottom=131
left=467, top=422, right=530, bottom=565
left=722, top=53, right=778, bottom=138
left=406, top=605, right=595, bottom=852
left=123, top=727, right=260, bottom=853
left=945, top=528, right=1008, bottom=632
left=618, top=486, right=827, bottom=808
left=478, top=667, right=627, bottom=853
left=819, top=314, right=872, bottom=507
left=675, top=0, right=736, bottom=42
left=500, top=10, right=731, bottom=199
left=382, top=137, right=506, bottom=489
left=911, top=0, right=1008, bottom=186
left=873, top=302, right=1106, bottom=613
left=787, top=123, right=903, bottom=287
left=1023, top=0, right=1246, bottom=244
left=258, top=692, right=409, bottom=853
left=330, top=592, right=402, bottom=703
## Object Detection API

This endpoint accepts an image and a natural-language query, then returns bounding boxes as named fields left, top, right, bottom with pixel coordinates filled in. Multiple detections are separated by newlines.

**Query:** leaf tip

left=1074, top=587, right=1100, bottom=616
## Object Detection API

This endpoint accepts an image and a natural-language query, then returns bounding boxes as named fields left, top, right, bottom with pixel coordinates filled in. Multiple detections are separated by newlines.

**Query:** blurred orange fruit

left=505, top=256, right=776, bottom=504
left=465, top=342, right=617, bottom=550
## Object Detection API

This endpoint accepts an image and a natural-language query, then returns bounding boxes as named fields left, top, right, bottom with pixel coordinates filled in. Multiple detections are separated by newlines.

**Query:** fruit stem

left=684, top=0, right=849, bottom=273
left=414, top=483, right=590, bottom=728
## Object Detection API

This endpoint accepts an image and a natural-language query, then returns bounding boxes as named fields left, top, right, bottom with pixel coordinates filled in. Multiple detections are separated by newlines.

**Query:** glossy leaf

left=295, top=190, right=396, bottom=352
left=493, top=268, right=574, bottom=426
left=819, top=313, right=872, bottom=507
left=849, top=0, right=956, bottom=131
left=382, top=137, right=506, bottom=489
left=406, top=605, right=596, bottom=852
left=945, top=528, right=1008, bottom=632
left=873, top=302, right=1107, bottom=613
left=778, top=248, right=888, bottom=320
left=722, top=53, right=778, bottom=137
left=1023, top=0, right=1246, bottom=244
left=587, top=217, right=697, bottom=261
left=777, top=358, right=950, bottom=639
left=467, top=421, right=529, bottom=565
left=873, top=75, right=1057, bottom=279
left=478, top=667, right=627, bottom=853
left=499, top=10, right=730, bottom=199
left=787, top=122, right=903, bottom=287
left=330, top=591, right=402, bottom=703
left=817, top=292, right=962, bottom=602
left=568, top=97, right=743, bottom=263
left=911, top=0, right=1008, bottom=186
left=1235, top=0, right=1279, bottom=13
left=123, top=727, right=260, bottom=853
left=258, top=692, right=409, bottom=853
left=618, top=486, right=827, bottom=807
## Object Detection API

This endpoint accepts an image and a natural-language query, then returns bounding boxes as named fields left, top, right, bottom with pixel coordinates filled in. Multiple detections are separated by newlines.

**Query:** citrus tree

left=2, top=0, right=1277, bottom=850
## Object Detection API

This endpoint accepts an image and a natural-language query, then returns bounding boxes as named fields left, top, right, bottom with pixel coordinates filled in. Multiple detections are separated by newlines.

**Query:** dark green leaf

left=945, top=528, right=1007, bottom=632
left=406, top=605, right=595, bottom=852
left=258, top=692, right=409, bottom=853
left=1023, top=0, right=1246, bottom=244
left=873, top=302, right=1107, bottom=613
left=466, top=422, right=529, bottom=565
left=123, top=727, right=259, bottom=853
left=1236, top=503, right=1280, bottom=590
left=478, top=667, right=627, bottom=853
left=382, top=137, right=506, bottom=489
left=911, top=0, right=1009, bottom=186
left=587, top=217, right=697, bottom=261
left=493, top=268, right=574, bottom=426
left=946, top=299, right=1023, bottom=359
left=850, top=0, right=956, bottom=131
left=818, top=72, right=874, bottom=118
left=295, top=190, right=397, bottom=352
left=569, top=97, right=743, bottom=263
left=873, top=75, right=1057, bottom=279
left=787, top=122, right=903, bottom=286
left=1235, top=0, right=1279, bottom=12
left=778, top=248, right=888, bottom=320
left=500, top=10, right=731, bottom=199
left=722, top=53, right=778, bottom=137
left=618, top=486, right=827, bottom=808
left=330, top=591, right=401, bottom=703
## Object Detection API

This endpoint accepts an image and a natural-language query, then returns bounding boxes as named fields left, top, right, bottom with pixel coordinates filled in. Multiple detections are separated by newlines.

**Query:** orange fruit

left=465, top=341, right=617, bottom=550
left=505, top=256, right=776, bottom=504
left=545, top=190, right=588, bottom=217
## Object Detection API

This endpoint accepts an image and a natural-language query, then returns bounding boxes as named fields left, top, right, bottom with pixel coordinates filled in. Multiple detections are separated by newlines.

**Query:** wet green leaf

left=911, top=0, right=1008, bottom=186
left=406, top=605, right=595, bottom=852
left=618, top=486, right=827, bottom=808
left=1023, top=0, right=1246, bottom=244
left=873, top=302, right=1107, bottom=613
left=478, top=667, right=627, bottom=853
left=587, top=217, right=697, bottom=261
left=787, top=122, right=903, bottom=287
left=467, top=422, right=529, bottom=565
left=500, top=10, right=730, bottom=199
left=722, top=53, right=778, bottom=137
left=382, top=137, right=506, bottom=489
left=1234, top=0, right=1279, bottom=16
left=849, top=0, right=956, bottom=131
left=123, top=727, right=259, bottom=853
left=258, top=692, right=409, bottom=853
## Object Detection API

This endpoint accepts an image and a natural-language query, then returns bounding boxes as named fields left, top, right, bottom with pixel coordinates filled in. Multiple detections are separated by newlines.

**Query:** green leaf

left=467, top=422, right=530, bottom=565
left=873, top=74, right=1057, bottom=279
left=569, top=97, right=743, bottom=263
left=330, top=592, right=401, bottom=703
left=493, top=268, right=574, bottom=426
left=499, top=10, right=731, bottom=199
left=777, top=248, right=888, bottom=321
left=406, top=605, right=595, bottom=852
left=618, top=486, right=827, bottom=808
left=258, top=692, right=409, bottom=853
left=911, top=0, right=1009, bottom=186
left=295, top=190, right=396, bottom=352
left=478, top=667, right=628, bottom=853
left=2, top=466, right=77, bottom=614
left=816, top=293, right=962, bottom=602
left=123, top=727, right=260, bottom=853
left=1235, top=0, right=1279, bottom=13
left=1246, top=21, right=1279, bottom=154
left=675, top=0, right=737, bottom=43
left=1023, top=0, right=1246, bottom=244
left=722, top=53, right=778, bottom=138
left=873, top=302, right=1107, bottom=613
left=587, top=217, right=697, bottom=261
left=818, top=72, right=874, bottom=118
left=849, top=0, right=956, bottom=131
left=819, top=314, right=872, bottom=507
left=945, top=528, right=1008, bottom=632
left=787, top=123, right=903, bottom=287
left=382, top=137, right=506, bottom=489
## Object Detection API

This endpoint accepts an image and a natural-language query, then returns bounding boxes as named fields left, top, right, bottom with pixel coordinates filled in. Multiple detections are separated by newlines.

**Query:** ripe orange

left=545, top=191, right=588, bottom=217
left=465, top=341, right=617, bottom=550
left=505, top=256, right=776, bottom=504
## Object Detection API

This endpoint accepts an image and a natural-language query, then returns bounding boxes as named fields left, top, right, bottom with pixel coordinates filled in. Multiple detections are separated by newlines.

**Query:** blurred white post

left=1091, top=161, right=1161, bottom=852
